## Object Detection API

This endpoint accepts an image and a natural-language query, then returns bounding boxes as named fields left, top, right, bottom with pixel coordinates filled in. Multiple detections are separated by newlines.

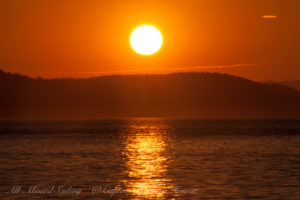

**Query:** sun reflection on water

left=122, top=120, right=173, bottom=199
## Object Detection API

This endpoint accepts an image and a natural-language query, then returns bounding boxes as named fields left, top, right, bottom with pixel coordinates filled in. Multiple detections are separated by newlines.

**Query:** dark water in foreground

left=0, top=119, right=300, bottom=199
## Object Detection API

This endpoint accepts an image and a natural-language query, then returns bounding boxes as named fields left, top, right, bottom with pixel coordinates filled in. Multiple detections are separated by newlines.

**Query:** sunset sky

left=0, top=0, right=299, bottom=81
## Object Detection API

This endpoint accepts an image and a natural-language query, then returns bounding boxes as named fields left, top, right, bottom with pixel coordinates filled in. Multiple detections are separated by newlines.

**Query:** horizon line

left=2, top=63, right=263, bottom=79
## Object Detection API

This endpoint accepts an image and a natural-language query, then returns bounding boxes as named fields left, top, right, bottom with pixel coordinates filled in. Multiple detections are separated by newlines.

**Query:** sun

left=130, top=25, right=163, bottom=55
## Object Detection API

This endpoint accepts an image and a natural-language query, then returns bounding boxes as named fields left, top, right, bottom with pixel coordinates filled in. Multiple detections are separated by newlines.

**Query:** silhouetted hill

left=1, top=69, right=300, bottom=118
left=273, top=80, right=300, bottom=92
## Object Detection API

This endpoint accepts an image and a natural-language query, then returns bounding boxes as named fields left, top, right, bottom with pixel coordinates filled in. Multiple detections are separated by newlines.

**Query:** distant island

left=271, top=80, right=300, bottom=92
left=1, top=69, right=300, bottom=119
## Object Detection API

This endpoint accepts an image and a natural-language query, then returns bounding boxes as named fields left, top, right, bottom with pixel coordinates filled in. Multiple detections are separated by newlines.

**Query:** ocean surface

left=0, top=119, right=300, bottom=199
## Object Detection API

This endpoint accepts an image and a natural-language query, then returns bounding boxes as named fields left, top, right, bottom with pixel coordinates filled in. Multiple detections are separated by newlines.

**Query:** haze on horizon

left=0, top=0, right=299, bottom=81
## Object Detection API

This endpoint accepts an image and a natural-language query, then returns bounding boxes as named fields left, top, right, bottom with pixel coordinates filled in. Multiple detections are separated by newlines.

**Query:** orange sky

left=0, top=0, right=299, bottom=81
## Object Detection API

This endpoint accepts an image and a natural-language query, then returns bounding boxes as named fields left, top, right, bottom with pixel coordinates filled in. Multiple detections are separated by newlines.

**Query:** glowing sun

left=130, top=25, right=163, bottom=55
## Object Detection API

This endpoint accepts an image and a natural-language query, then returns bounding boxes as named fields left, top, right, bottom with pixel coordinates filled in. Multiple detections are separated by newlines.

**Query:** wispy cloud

left=262, top=15, right=277, bottom=19
left=27, top=63, right=262, bottom=79
left=103, top=63, right=262, bottom=75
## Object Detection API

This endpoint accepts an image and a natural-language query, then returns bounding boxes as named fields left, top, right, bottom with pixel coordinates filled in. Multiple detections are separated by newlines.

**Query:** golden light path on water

left=122, top=120, right=174, bottom=199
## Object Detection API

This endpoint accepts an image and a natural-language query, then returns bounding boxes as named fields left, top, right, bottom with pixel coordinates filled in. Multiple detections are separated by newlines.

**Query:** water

left=0, top=119, right=300, bottom=199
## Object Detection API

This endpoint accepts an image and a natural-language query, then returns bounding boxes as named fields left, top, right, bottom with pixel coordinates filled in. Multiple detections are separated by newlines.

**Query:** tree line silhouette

left=1, top=69, right=300, bottom=118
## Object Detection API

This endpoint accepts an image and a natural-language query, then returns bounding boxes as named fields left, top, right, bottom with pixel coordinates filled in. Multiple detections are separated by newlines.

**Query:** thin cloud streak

left=26, top=63, right=262, bottom=79
left=262, top=15, right=277, bottom=19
